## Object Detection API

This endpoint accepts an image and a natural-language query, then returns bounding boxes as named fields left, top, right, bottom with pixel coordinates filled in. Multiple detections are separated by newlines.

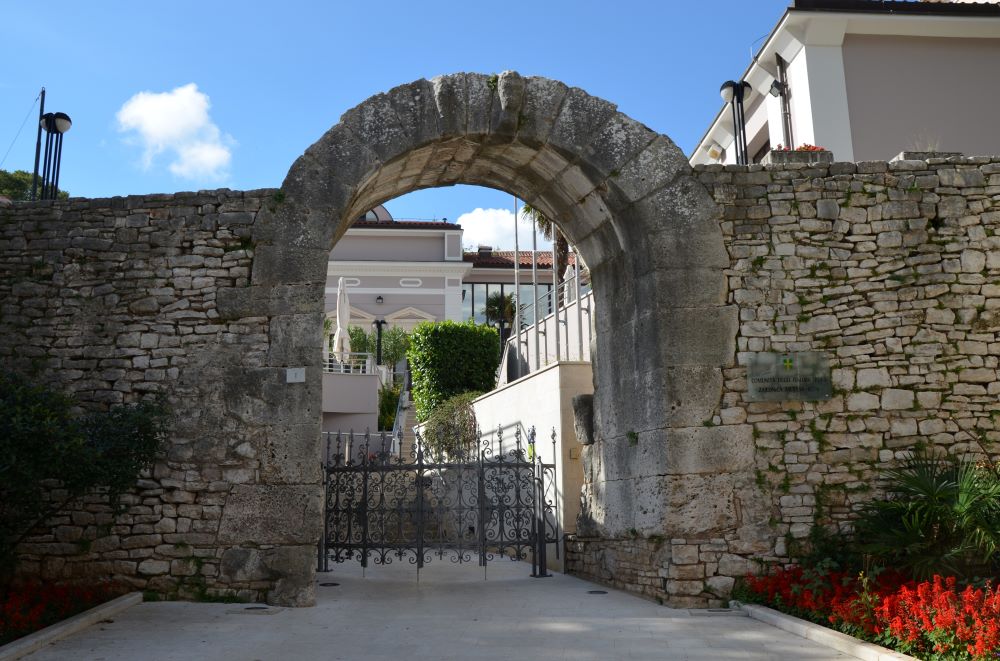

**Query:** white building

left=691, top=0, right=1000, bottom=166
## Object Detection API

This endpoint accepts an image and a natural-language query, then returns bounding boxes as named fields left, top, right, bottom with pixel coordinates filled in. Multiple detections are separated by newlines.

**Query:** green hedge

left=406, top=321, right=499, bottom=422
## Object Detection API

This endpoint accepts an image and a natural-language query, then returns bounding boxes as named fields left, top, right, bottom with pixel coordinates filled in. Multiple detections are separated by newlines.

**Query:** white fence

left=498, top=272, right=593, bottom=386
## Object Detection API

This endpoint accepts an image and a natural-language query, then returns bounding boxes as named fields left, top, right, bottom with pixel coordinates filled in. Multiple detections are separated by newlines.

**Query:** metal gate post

left=530, top=427, right=551, bottom=578
left=477, top=440, right=487, bottom=567
left=360, top=433, right=370, bottom=570
left=415, top=437, right=425, bottom=570
left=318, top=432, right=330, bottom=572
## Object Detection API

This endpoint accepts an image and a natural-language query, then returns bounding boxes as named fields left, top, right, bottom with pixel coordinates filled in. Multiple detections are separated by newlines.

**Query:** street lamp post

left=720, top=80, right=751, bottom=165
left=373, top=319, right=388, bottom=366
left=32, top=104, right=72, bottom=201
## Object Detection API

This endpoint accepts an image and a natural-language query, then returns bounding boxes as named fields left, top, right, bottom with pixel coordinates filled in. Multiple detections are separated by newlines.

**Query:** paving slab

left=25, top=560, right=853, bottom=660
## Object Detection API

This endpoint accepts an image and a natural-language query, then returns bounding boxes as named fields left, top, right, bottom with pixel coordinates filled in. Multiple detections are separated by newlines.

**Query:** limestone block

left=856, top=368, right=891, bottom=389
left=259, top=423, right=323, bottom=485
left=816, top=199, right=839, bottom=220
left=266, top=314, right=324, bottom=367
left=938, top=168, right=986, bottom=188
left=959, top=368, right=996, bottom=383
left=705, top=575, right=735, bottom=596
left=717, top=553, right=749, bottom=576
left=583, top=113, right=658, bottom=185
left=646, top=307, right=738, bottom=368
left=926, top=308, right=956, bottom=325
left=889, top=417, right=918, bottom=437
left=250, top=245, right=330, bottom=287
left=546, top=86, right=618, bottom=165
left=572, top=394, right=595, bottom=446
left=264, top=545, right=317, bottom=607
left=635, top=268, right=728, bottom=308
left=666, top=580, right=704, bottom=596
left=881, top=389, right=915, bottom=411
left=516, top=76, right=569, bottom=148
left=383, top=78, right=442, bottom=147
left=961, top=249, right=987, bottom=273
left=799, top=314, right=839, bottom=334
left=847, top=392, right=879, bottom=411
left=671, top=544, right=700, bottom=564
left=137, top=559, right=170, bottom=576
left=623, top=177, right=727, bottom=270
left=217, top=484, right=323, bottom=546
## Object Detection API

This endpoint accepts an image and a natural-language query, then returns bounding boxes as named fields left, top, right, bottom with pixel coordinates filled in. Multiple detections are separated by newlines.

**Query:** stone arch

left=221, top=72, right=744, bottom=606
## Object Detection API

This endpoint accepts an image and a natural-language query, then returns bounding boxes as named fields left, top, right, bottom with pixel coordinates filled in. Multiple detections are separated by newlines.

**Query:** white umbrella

left=331, top=277, right=352, bottom=364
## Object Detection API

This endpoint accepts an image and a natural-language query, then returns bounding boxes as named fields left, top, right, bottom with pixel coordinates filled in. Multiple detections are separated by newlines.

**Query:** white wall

left=471, top=362, right=594, bottom=571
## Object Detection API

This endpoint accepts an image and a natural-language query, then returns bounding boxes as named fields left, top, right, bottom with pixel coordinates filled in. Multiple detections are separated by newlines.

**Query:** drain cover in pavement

left=587, top=590, right=608, bottom=594
left=319, top=582, right=340, bottom=587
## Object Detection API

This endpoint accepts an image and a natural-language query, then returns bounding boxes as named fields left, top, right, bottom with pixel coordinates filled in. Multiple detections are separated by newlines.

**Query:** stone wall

left=0, top=190, right=321, bottom=603
left=5, top=153, right=1000, bottom=608
left=571, top=155, right=1000, bottom=605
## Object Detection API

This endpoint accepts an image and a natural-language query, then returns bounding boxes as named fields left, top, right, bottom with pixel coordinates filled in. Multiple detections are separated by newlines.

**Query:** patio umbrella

left=331, top=277, right=351, bottom=363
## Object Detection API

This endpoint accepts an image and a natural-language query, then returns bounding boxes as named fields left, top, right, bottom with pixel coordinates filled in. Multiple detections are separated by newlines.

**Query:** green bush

left=406, top=321, right=499, bottom=422
left=852, top=449, right=1000, bottom=580
left=421, top=392, right=482, bottom=458
left=378, top=384, right=401, bottom=431
left=0, top=371, right=169, bottom=581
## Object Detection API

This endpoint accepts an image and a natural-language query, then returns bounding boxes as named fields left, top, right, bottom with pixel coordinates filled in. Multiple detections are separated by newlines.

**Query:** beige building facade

left=691, top=0, right=1000, bottom=165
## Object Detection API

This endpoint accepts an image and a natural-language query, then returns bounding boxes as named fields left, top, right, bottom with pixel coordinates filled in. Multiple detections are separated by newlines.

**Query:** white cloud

left=456, top=207, right=554, bottom=252
left=116, top=83, right=233, bottom=181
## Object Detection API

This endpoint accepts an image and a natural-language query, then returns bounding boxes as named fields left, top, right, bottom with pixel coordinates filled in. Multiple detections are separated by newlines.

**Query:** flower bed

left=1, top=582, right=124, bottom=645
left=738, top=566, right=1000, bottom=660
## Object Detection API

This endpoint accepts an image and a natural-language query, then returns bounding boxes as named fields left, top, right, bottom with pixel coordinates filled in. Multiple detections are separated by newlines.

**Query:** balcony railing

left=497, top=271, right=593, bottom=386
left=324, top=352, right=374, bottom=374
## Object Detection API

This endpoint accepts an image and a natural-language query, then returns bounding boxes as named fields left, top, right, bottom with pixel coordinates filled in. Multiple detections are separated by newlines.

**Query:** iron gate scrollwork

left=318, top=426, right=559, bottom=577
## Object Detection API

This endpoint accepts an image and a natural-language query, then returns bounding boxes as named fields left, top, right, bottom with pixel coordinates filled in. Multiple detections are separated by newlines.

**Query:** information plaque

left=747, top=352, right=833, bottom=402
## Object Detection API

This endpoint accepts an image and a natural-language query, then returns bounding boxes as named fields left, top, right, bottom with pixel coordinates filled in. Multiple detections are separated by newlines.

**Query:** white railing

left=498, top=272, right=593, bottom=386
left=323, top=352, right=375, bottom=374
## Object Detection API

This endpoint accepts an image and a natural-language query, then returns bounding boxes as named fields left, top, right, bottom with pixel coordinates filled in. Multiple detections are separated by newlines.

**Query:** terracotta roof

left=353, top=220, right=459, bottom=230
left=794, top=0, right=1000, bottom=15
left=464, top=250, right=578, bottom=269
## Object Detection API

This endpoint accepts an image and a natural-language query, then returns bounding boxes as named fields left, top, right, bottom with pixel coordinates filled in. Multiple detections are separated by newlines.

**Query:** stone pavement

left=28, top=561, right=851, bottom=660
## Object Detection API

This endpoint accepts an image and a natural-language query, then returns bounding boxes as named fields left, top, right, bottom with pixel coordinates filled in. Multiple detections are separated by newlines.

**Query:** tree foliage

left=0, top=169, right=69, bottom=201
left=852, top=449, right=1000, bottom=580
left=421, top=391, right=481, bottom=459
left=0, top=371, right=168, bottom=580
left=406, top=321, right=499, bottom=422
left=347, top=325, right=410, bottom=367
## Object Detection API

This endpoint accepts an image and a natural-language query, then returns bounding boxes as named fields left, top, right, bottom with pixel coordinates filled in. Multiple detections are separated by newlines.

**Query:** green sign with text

left=747, top=352, right=833, bottom=402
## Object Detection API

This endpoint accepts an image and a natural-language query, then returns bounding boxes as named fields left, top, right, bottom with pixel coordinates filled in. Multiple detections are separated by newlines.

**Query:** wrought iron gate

left=318, top=426, right=558, bottom=577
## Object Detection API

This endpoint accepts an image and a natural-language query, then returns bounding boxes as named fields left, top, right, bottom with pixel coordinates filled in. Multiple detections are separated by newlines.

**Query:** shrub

left=0, top=371, right=169, bottom=582
left=421, top=391, right=481, bottom=459
left=378, top=384, right=401, bottom=431
left=852, top=450, right=1000, bottom=580
left=406, top=321, right=499, bottom=422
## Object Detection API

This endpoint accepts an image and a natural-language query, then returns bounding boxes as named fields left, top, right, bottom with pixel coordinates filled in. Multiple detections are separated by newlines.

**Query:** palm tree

left=522, top=202, right=570, bottom=302
left=484, top=291, right=515, bottom=327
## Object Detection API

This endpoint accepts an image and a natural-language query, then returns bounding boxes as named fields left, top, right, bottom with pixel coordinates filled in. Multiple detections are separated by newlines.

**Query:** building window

left=462, top=282, right=554, bottom=326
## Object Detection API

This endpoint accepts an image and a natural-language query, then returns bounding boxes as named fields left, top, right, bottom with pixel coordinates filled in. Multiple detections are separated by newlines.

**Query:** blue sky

left=1, top=0, right=788, bottom=246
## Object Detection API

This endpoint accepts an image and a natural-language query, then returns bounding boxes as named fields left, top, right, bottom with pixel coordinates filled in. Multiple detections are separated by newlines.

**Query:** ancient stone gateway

left=0, top=71, right=761, bottom=608
left=237, top=70, right=747, bottom=605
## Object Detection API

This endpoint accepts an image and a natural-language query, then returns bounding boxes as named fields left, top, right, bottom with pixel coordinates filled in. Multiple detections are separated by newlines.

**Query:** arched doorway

left=218, top=71, right=745, bottom=606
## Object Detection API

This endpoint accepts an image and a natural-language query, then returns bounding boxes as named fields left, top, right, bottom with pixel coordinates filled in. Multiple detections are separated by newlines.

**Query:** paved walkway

left=28, top=561, right=851, bottom=660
